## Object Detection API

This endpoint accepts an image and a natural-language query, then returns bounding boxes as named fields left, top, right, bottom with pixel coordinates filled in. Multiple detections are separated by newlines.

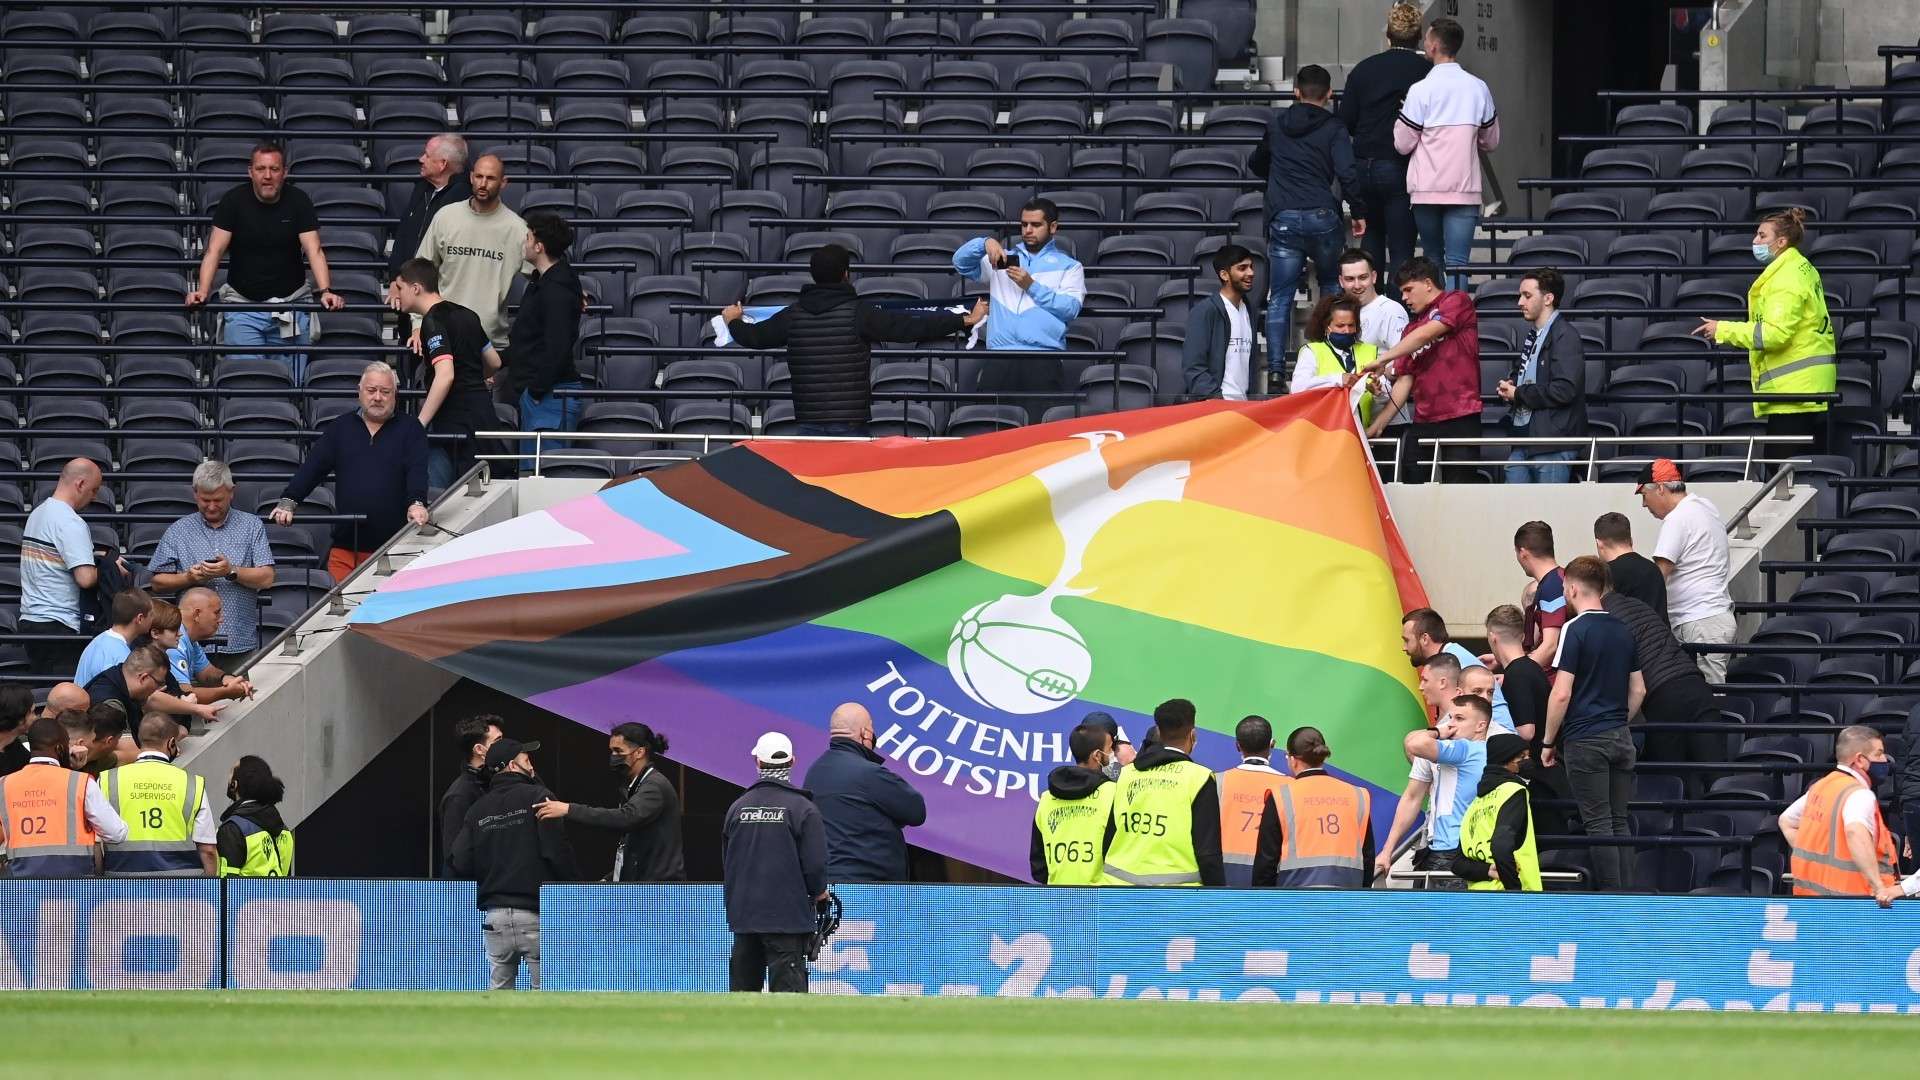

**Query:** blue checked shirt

left=149, top=510, right=274, bottom=652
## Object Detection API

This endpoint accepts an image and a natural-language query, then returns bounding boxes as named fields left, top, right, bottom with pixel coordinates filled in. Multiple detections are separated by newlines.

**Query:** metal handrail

left=1407, top=434, right=1814, bottom=484
left=1520, top=176, right=1920, bottom=190
left=0, top=0, right=1158, bottom=10
left=0, top=126, right=776, bottom=144
left=0, top=38, right=1138, bottom=55
left=1726, top=462, right=1799, bottom=537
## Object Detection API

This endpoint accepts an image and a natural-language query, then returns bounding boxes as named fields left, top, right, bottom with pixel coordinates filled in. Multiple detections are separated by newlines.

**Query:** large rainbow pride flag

left=350, top=390, right=1430, bottom=879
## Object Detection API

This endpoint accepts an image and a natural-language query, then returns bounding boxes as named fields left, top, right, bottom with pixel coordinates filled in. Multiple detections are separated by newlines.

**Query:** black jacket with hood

left=722, top=776, right=827, bottom=935
left=506, top=258, right=584, bottom=399
left=1251, top=102, right=1369, bottom=224
left=1451, top=765, right=1533, bottom=889
left=1028, top=765, right=1118, bottom=883
left=216, top=799, right=290, bottom=872
left=726, top=281, right=966, bottom=425
left=447, top=771, right=580, bottom=912
left=1125, top=745, right=1226, bottom=887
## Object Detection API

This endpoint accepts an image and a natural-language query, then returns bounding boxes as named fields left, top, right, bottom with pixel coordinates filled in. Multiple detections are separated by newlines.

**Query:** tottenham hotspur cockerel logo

left=946, top=432, right=1190, bottom=715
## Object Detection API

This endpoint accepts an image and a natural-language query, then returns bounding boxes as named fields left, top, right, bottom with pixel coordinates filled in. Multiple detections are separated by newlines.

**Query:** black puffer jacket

left=727, top=282, right=966, bottom=424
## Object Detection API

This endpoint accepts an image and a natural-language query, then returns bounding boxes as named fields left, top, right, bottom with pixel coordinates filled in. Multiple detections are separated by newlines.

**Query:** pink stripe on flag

left=384, top=495, right=689, bottom=592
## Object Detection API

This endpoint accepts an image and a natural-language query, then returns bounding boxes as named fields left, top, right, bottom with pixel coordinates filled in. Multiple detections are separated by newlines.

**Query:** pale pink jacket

left=1393, top=61, right=1500, bottom=205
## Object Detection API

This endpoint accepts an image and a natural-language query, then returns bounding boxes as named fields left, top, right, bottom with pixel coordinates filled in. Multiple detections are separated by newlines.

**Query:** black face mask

left=609, top=753, right=632, bottom=775
left=227, top=782, right=239, bottom=801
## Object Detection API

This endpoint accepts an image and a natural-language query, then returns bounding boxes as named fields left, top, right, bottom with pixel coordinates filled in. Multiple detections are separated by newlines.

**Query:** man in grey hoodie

left=1251, top=63, right=1369, bottom=388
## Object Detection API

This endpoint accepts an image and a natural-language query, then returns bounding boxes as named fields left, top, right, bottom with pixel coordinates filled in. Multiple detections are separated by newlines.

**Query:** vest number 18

left=141, top=807, right=165, bottom=829
left=1318, top=814, right=1341, bottom=836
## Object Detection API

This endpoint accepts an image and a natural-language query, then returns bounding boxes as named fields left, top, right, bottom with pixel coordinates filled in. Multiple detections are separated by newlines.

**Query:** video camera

left=808, top=890, right=842, bottom=962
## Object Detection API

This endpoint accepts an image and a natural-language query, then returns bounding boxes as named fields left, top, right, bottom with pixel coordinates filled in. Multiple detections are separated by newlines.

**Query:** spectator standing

left=186, top=142, right=345, bottom=385
left=1603, top=588, right=1721, bottom=776
left=448, top=739, right=578, bottom=990
left=1594, top=511, right=1668, bottom=620
left=167, top=589, right=253, bottom=706
left=412, top=154, right=529, bottom=361
left=534, top=722, right=687, bottom=882
left=1417, top=651, right=1464, bottom=720
left=1379, top=694, right=1490, bottom=881
left=98, top=714, right=216, bottom=877
left=1362, top=258, right=1483, bottom=482
left=1513, top=521, right=1567, bottom=677
left=1215, top=715, right=1289, bottom=887
left=506, top=212, right=586, bottom=460
left=217, top=755, right=294, bottom=877
left=802, top=703, right=927, bottom=883
left=1399, top=606, right=1486, bottom=675
left=1486, top=603, right=1565, bottom=831
left=1637, top=459, right=1735, bottom=682
left=1458, top=664, right=1516, bottom=738
left=438, top=714, right=503, bottom=877
left=1543, top=556, right=1645, bottom=891
left=1251, top=725, right=1374, bottom=888
left=1101, top=698, right=1225, bottom=887
left=727, top=245, right=984, bottom=436
left=1394, top=17, right=1500, bottom=290
left=1782, top=726, right=1896, bottom=901
left=1181, top=244, right=1259, bottom=401
left=1692, top=209, right=1836, bottom=456
left=273, top=361, right=431, bottom=581
left=1451, top=732, right=1540, bottom=891
left=74, top=588, right=152, bottom=687
left=21, top=458, right=106, bottom=676
left=954, top=198, right=1087, bottom=423
left=1251, top=63, right=1368, bottom=382
left=147, top=461, right=275, bottom=670
left=1337, top=3, right=1430, bottom=274
left=0, top=717, right=127, bottom=876
left=1338, top=249, right=1413, bottom=454
left=1030, top=722, right=1118, bottom=885
left=0, top=685, right=35, bottom=778
left=1498, top=268, right=1587, bottom=482
left=723, top=732, right=827, bottom=993
left=392, top=258, right=504, bottom=491
left=386, top=134, right=472, bottom=285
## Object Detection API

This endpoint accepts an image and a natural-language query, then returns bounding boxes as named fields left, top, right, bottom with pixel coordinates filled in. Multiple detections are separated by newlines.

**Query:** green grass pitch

left=10, top=992, right=1918, bottom=1078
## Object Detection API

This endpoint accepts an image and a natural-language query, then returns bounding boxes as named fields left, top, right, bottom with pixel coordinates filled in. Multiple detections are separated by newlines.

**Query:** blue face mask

left=1752, top=243, right=1775, bottom=264
left=1328, top=332, right=1359, bottom=349
left=1868, top=758, right=1894, bottom=787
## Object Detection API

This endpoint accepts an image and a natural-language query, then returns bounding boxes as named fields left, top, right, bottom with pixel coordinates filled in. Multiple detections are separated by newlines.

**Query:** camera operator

left=723, top=732, right=827, bottom=994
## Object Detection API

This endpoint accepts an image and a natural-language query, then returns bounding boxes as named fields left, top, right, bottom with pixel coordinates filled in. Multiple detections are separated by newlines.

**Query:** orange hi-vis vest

left=2, top=761, right=98, bottom=878
left=1271, top=772, right=1371, bottom=888
left=1217, top=762, right=1290, bottom=887
left=1791, top=769, right=1897, bottom=897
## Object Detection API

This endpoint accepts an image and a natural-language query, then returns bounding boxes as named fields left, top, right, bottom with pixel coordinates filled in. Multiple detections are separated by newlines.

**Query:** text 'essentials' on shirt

left=212, top=183, right=318, bottom=301
left=1551, top=609, right=1640, bottom=742
left=21, top=497, right=93, bottom=629
left=1652, top=493, right=1734, bottom=624
left=416, top=201, right=531, bottom=349
left=148, top=511, right=273, bottom=652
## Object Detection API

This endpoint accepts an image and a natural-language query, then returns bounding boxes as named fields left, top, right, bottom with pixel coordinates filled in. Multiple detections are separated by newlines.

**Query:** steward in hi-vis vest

left=1102, top=699, right=1224, bottom=887
left=1031, top=722, right=1118, bottom=885
left=98, top=715, right=215, bottom=876
left=1253, top=725, right=1374, bottom=888
left=217, top=754, right=294, bottom=878
left=1216, top=715, right=1289, bottom=887
left=1453, top=734, right=1541, bottom=891
left=1784, top=726, right=1898, bottom=899
left=0, top=718, right=127, bottom=877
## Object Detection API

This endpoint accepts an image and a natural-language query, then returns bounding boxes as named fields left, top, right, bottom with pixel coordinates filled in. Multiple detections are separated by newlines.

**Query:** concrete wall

left=1702, top=0, right=1777, bottom=120
left=1807, top=0, right=1920, bottom=86
left=1383, top=481, right=1813, bottom=641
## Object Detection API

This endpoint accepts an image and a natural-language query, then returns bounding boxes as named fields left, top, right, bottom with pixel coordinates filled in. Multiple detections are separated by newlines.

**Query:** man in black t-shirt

left=186, top=142, right=344, bottom=385
left=1594, top=511, right=1668, bottom=621
left=393, top=258, right=503, bottom=490
left=1486, top=603, right=1568, bottom=834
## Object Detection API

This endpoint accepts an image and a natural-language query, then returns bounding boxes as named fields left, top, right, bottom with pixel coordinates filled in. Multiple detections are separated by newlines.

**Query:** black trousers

left=21, top=619, right=85, bottom=680
left=975, top=352, right=1064, bottom=425
left=1407, top=414, right=1484, bottom=483
left=1639, top=678, right=1725, bottom=793
left=729, top=932, right=810, bottom=993
left=1764, top=410, right=1830, bottom=458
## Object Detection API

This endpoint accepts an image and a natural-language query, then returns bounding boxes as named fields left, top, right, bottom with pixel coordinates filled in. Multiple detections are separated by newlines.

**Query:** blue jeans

left=1412, top=203, right=1479, bottom=292
left=1265, top=208, right=1345, bottom=378
left=222, top=307, right=312, bottom=385
left=428, top=447, right=456, bottom=492
left=1505, top=448, right=1577, bottom=484
left=519, top=382, right=581, bottom=461
left=1353, top=158, right=1418, bottom=277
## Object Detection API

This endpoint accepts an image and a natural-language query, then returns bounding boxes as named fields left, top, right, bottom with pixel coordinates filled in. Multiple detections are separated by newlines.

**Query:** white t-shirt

left=21, top=497, right=94, bottom=629
left=1780, top=765, right=1879, bottom=836
left=1652, top=493, right=1733, bottom=624
left=1359, top=294, right=1412, bottom=426
left=1221, top=297, right=1252, bottom=401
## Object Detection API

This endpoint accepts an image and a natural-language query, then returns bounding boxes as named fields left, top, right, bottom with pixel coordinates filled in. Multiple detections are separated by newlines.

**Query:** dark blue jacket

left=801, top=738, right=927, bottom=883
left=722, top=778, right=827, bottom=934
left=1250, top=102, right=1369, bottom=223
left=279, top=410, right=430, bottom=551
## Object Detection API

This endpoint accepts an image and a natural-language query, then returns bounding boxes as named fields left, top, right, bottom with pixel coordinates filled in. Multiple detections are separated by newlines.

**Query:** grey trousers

left=483, top=907, right=540, bottom=990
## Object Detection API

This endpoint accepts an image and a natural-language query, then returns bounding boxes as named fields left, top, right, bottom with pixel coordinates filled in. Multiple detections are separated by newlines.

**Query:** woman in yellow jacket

left=1692, top=208, right=1836, bottom=455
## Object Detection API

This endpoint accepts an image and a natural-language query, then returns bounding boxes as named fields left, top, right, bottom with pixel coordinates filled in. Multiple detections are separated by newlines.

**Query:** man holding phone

left=147, top=461, right=275, bottom=673
left=953, top=198, right=1087, bottom=423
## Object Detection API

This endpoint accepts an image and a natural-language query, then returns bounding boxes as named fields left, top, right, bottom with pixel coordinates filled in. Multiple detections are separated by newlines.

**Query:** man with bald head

left=412, top=151, right=530, bottom=379
left=168, top=588, right=253, bottom=705
left=21, top=458, right=108, bottom=676
left=801, top=702, right=927, bottom=883
left=40, top=682, right=90, bottom=722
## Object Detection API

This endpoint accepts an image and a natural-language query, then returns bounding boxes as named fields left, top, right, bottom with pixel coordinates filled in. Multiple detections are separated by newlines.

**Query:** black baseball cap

left=1486, top=733, right=1529, bottom=766
left=484, top=737, right=540, bottom=774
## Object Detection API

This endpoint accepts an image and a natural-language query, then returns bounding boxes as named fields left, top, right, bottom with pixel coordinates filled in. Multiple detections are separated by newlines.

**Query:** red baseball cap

left=1635, top=458, right=1683, bottom=492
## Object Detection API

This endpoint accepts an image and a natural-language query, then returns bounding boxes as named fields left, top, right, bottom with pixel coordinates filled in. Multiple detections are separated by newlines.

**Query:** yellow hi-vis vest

left=1102, top=759, right=1213, bottom=886
left=1712, top=246, right=1836, bottom=417
left=1307, top=341, right=1380, bottom=427
left=1034, top=781, right=1117, bottom=885
left=218, top=814, right=295, bottom=878
left=1458, top=780, right=1542, bottom=891
left=100, top=759, right=205, bottom=876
